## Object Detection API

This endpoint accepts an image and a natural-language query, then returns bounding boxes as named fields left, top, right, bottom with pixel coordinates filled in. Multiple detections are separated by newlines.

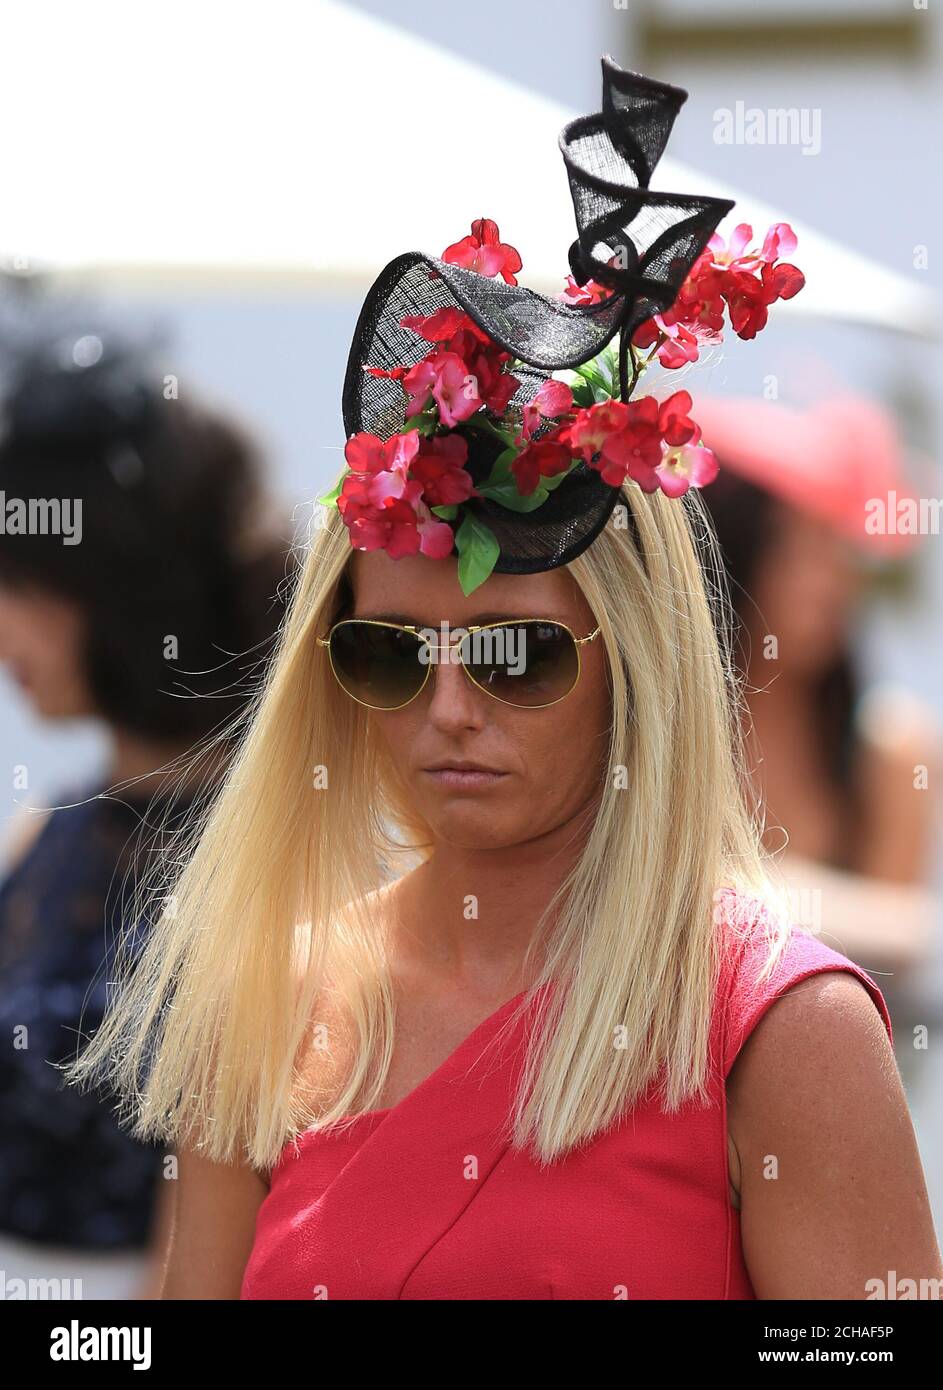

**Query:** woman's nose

left=423, top=643, right=488, bottom=728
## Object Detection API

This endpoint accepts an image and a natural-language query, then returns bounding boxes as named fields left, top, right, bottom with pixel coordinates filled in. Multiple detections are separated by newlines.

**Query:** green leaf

left=479, top=446, right=518, bottom=490
left=403, top=411, right=438, bottom=437
left=568, top=380, right=596, bottom=408
left=542, top=462, right=577, bottom=492
left=316, top=473, right=345, bottom=508
left=569, top=365, right=606, bottom=399
left=478, top=461, right=577, bottom=510
left=477, top=479, right=551, bottom=512
left=430, top=503, right=459, bottom=520
left=467, top=413, right=519, bottom=450
left=454, top=514, right=500, bottom=596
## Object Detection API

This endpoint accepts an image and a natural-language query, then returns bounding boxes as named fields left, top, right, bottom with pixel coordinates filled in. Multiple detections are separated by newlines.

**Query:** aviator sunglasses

left=317, top=617, right=602, bottom=711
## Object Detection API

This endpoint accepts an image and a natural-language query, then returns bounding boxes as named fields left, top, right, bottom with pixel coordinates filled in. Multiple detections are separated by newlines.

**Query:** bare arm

left=130, top=1161, right=177, bottom=1299
left=772, top=691, right=940, bottom=973
left=160, top=1146, right=269, bottom=1299
left=772, top=854, right=937, bottom=973
left=855, top=687, right=941, bottom=883
left=728, top=971, right=943, bottom=1300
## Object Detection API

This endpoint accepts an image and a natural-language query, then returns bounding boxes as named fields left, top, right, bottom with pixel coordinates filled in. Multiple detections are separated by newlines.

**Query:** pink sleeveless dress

left=241, top=889, right=892, bottom=1299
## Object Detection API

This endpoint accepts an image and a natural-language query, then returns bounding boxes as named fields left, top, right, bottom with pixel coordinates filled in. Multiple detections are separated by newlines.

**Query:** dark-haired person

left=0, top=327, right=293, bottom=1297
left=696, top=393, right=940, bottom=979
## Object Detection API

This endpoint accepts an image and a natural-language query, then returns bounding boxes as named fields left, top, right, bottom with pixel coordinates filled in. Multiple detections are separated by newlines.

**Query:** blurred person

left=696, top=393, right=940, bottom=979
left=0, top=323, right=293, bottom=1297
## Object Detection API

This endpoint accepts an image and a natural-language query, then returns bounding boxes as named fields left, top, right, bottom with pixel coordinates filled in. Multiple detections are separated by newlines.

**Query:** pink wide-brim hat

left=693, top=393, right=927, bottom=557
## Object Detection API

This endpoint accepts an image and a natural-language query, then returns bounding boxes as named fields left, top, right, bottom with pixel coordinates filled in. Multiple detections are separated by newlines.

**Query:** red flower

left=633, top=222, right=804, bottom=359
left=722, top=262, right=803, bottom=340
left=557, top=400, right=629, bottom=465
left=709, top=223, right=805, bottom=339
left=400, top=307, right=491, bottom=346
left=341, top=429, right=421, bottom=506
left=595, top=396, right=664, bottom=489
left=465, top=345, right=521, bottom=415
left=511, top=437, right=572, bottom=496
left=442, top=218, right=523, bottom=286
left=657, top=390, right=697, bottom=447
left=339, top=492, right=422, bottom=559
left=415, top=503, right=458, bottom=558
left=363, top=364, right=410, bottom=381
left=338, top=475, right=454, bottom=560
left=411, top=435, right=476, bottom=507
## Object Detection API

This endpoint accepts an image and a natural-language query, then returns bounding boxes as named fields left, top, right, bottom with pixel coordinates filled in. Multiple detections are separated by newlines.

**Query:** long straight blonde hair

left=64, top=483, right=793, bottom=1169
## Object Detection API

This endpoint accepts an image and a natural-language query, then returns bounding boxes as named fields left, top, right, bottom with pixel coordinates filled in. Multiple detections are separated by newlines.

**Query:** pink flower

left=707, top=223, right=764, bottom=273
left=558, top=274, right=610, bottom=306
left=403, top=351, right=481, bottom=426
left=521, top=379, right=574, bottom=441
left=442, top=218, right=523, bottom=286
left=414, top=500, right=457, bottom=558
left=633, top=315, right=703, bottom=369
left=410, top=434, right=476, bottom=507
left=655, top=442, right=719, bottom=498
left=760, top=222, right=798, bottom=263
left=710, top=223, right=805, bottom=339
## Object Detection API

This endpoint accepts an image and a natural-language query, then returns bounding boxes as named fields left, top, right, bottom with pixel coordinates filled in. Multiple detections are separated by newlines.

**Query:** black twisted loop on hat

left=559, top=58, right=734, bottom=397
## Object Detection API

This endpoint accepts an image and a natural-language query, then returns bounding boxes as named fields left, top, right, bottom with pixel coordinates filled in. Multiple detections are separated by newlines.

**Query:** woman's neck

left=389, top=799, right=596, bottom=994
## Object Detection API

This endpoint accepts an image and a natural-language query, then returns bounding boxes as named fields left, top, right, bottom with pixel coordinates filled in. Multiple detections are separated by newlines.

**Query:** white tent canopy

left=0, top=0, right=933, bottom=337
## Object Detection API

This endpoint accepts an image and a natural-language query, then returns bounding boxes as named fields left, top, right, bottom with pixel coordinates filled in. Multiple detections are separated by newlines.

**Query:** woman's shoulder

left=712, top=885, right=893, bottom=1079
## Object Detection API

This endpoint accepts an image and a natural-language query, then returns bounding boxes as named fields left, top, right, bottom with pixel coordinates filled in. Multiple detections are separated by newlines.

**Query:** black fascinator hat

left=327, top=56, right=801, bottom=594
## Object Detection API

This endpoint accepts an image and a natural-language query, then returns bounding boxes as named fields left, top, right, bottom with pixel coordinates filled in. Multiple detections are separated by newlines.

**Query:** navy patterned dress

left=0, top=782, right=185, bottom=1249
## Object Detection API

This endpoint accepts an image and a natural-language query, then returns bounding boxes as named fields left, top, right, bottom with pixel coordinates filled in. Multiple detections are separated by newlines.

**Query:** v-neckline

left=342, top=986, right=533, bottom=1125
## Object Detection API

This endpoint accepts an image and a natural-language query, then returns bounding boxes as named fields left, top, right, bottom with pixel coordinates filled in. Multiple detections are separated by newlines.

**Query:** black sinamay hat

left=338, top=56, right=736, bottom=582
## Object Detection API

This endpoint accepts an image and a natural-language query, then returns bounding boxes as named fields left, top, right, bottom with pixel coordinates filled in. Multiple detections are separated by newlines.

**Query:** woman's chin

left=422, top=803, right=527, bottom=851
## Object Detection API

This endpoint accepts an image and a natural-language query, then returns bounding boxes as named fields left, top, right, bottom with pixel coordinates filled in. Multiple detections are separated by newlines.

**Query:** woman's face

left=0, top=582, right=93, bottom=719
left=747, top=506, right=863, bottom=674
left=348, top=551, right=612, bottom=849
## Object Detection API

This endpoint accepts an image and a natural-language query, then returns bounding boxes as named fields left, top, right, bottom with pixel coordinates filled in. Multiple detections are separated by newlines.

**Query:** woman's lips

left=422, top=767, right=508, bottom=791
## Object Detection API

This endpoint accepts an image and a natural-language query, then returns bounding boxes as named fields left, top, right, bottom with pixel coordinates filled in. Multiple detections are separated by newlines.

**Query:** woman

left=696, top=393, right=940, bottom=975
left=0, top=320, right=291, bottom=1296
left=64, top=58, right=942, bottom=1300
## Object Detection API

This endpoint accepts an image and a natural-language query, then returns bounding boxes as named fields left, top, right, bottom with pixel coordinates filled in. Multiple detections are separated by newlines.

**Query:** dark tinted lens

left=328, top=622, right=428, bottom=709
left=460, top=622, right=579, bottom=707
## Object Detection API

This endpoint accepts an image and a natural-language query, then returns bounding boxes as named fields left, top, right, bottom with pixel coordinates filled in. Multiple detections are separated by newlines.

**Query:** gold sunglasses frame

left=316, top=617, right=602, bottom=711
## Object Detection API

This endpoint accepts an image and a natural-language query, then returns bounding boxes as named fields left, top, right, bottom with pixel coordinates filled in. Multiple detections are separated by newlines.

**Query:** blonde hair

left=63, top=485, right=794, bottom=1169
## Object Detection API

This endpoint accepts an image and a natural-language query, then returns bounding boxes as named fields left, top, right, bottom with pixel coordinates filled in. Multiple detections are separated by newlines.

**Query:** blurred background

left=0, top=0, right=940, bottom=1292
